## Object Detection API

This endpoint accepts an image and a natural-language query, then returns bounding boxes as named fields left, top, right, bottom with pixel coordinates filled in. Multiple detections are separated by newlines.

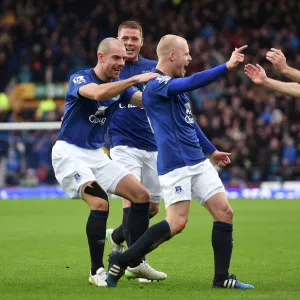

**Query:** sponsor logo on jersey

left=73, top=76, right=86, bottom=85
left=119, top=103, right=139, bottom=109
left=89, top=106, right=108, bottom=125
left=184, top=102, right=194, bottom=124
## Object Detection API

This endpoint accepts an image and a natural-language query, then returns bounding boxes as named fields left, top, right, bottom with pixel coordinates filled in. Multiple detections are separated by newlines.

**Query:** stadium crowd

left=1, top=0, right=300, bottom=187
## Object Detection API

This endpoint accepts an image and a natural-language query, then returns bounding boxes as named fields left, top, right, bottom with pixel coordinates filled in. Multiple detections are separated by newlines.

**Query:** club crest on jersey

left=175, top=186, right=183, bottom=194
left=95, top=106, right=108, bottom=116
left=73, top=76, right=86, bottom=85
left=74, top=173, right=82, bottom=182
left=156, top=75, right=171, bottom=84
left=184, top=102, right=194, bottom=124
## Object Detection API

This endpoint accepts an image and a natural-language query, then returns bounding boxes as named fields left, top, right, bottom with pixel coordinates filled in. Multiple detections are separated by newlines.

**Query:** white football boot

left=106, top=229, right=125, bottom=252
left=125, top=260, right=167, bottom=282
left=89, top=267, right=107, bottom=287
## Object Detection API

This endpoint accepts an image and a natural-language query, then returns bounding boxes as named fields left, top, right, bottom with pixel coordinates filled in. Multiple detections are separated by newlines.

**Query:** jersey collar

left=91, top=69, right=105, bottom=84
left=152, top=68, right=165, bottom=75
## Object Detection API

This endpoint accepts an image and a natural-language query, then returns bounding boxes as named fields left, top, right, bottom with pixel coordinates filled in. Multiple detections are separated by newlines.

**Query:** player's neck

left=93, top=65, right=112, bottom=83
left=126, top=55, right=139, bottom=63
left=156, top=63, right=174, bottom=78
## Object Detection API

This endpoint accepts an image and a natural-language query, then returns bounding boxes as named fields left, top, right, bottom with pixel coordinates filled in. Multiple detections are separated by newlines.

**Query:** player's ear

left=141, top=38, right=144, bottom=47
left=169, top=51, right=175, bottom=62
left=98, top=52, right=104, bottom=63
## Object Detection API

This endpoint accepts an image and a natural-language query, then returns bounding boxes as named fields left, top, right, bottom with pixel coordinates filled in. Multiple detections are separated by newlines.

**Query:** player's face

left=173, top=41, right=192, bottom=78
left=118, top=28, right=143, bottom=62
left=100, top=44, right=126, bottom=79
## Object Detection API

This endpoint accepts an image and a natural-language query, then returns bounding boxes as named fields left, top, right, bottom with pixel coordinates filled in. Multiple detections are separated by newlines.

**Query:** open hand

left=244, top=64, right=267, bottom=85
left=134, top=72, right=159, bottom=83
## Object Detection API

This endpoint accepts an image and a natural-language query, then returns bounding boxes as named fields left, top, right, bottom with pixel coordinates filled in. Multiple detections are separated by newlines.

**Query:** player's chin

left=111, top=71, right=121, bottom=78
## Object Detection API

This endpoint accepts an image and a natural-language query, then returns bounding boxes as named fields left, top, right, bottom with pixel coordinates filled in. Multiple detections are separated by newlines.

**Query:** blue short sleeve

left=68, top=74, right=90, bottom=99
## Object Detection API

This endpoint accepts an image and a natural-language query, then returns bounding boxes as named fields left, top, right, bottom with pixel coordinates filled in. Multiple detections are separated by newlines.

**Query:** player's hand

left=133, top=72, right=159, bottom=83
left=211, top=150, right=231, bottom=167
left=266, top=48, right=288, bottom=73
left=226, top=45, right=248, bottom=70
left=244, top=63, right=268, bottom=85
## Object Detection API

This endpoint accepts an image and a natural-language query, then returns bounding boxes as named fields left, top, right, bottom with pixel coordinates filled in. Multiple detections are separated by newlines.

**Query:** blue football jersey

left=107, top=57, right=157, bottom=151
left=58, top=68, right=136, bottom=149
left=142, top=71, right=207, bottom=175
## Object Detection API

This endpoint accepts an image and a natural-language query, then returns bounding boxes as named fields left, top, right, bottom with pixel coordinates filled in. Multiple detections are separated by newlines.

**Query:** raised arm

left=245, top=63, right=300, bottom=98
left=79, top=72, right=158, bottom=101
left=167, top=45, right=247, bottom=96
left=266, top=48, right=300, bottom=84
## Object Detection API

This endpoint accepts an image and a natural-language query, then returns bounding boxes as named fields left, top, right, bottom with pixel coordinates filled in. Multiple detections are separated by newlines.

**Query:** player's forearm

left=96, top=78, right=139, bottom=100
left=263, top=78, right=300, bottom=98
left=280, top=65, right=300, bottom=84
left=194, top=123, right=216, bottom=154
left=168, top=64, right=228, bottom=96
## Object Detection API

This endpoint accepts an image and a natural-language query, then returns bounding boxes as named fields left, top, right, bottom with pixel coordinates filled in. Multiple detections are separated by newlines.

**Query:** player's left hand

left=226, top=45, right=248, bottom=70
left=211, top=150, right=231, bottom=167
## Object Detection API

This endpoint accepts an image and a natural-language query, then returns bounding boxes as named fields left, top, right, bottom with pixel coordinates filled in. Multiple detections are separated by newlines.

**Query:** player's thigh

left=110, top=146, right=143, bottom=181
left=93, top=155, right=130, bottom=195
left=159, top=166, right=192, bottom=209
left=52, top=141, right=96, bottom=199
left=191, top=160, right=226, bottom=206
left=142, top=151, right=161, bottom=204
left=115, top=173, right=150, bottom=204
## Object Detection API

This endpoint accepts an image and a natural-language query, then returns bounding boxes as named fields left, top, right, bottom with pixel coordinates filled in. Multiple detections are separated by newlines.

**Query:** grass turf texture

left=0, top=199, right=299, bottom=300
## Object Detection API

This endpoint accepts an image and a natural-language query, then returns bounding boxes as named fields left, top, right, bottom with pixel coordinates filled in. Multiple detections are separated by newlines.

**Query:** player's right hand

left=134, top=72, right=159, bottom=83
left=226, top=45, right=248, bottom=70
left=266, top=48, right=288, bottom=73
left=244, top=64, right=268, bottom=85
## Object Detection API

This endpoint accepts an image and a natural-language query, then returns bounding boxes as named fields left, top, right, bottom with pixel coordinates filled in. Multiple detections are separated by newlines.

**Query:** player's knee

left=218, top=205, right=233, bottom=223
left=149, top=203, right=159, bottom=217
left=170, top=216, right=187, bottom=235
left=91, top=199, right=109, bottom=211
left=83, top=181, right=109, bottom=211
left=134, top=187, right=150, bottom=204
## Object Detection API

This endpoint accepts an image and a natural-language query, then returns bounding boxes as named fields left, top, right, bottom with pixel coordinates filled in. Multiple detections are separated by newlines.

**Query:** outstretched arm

left=245, top=63, right=300, bottom=98
left=79, top=72, right=158, bottom=101
left=266, top=48, right=300, bottom=84
left=167, top=45, right=247, bottom=96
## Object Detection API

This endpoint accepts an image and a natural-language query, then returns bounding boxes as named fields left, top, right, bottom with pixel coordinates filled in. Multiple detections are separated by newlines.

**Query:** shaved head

left=97, top=38, right=125, bottom=54
left=155, top=34, right=191, bottom=78
left=156, top=34, right=187, bottom=58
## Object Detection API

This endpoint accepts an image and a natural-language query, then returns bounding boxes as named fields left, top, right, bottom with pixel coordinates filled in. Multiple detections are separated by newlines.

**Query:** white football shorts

left=159, top=159, right=225, bottom=208
left=52, top=141, right=130, bottom=199
left=110, top=145, right=161, bottom=203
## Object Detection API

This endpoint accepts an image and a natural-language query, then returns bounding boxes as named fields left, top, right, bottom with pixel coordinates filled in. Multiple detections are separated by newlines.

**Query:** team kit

left=52, top=21, right=253, bottom=289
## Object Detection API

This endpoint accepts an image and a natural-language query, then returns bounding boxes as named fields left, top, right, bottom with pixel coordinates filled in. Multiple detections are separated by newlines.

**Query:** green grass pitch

left=0, top=198, right=300, bottom=300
